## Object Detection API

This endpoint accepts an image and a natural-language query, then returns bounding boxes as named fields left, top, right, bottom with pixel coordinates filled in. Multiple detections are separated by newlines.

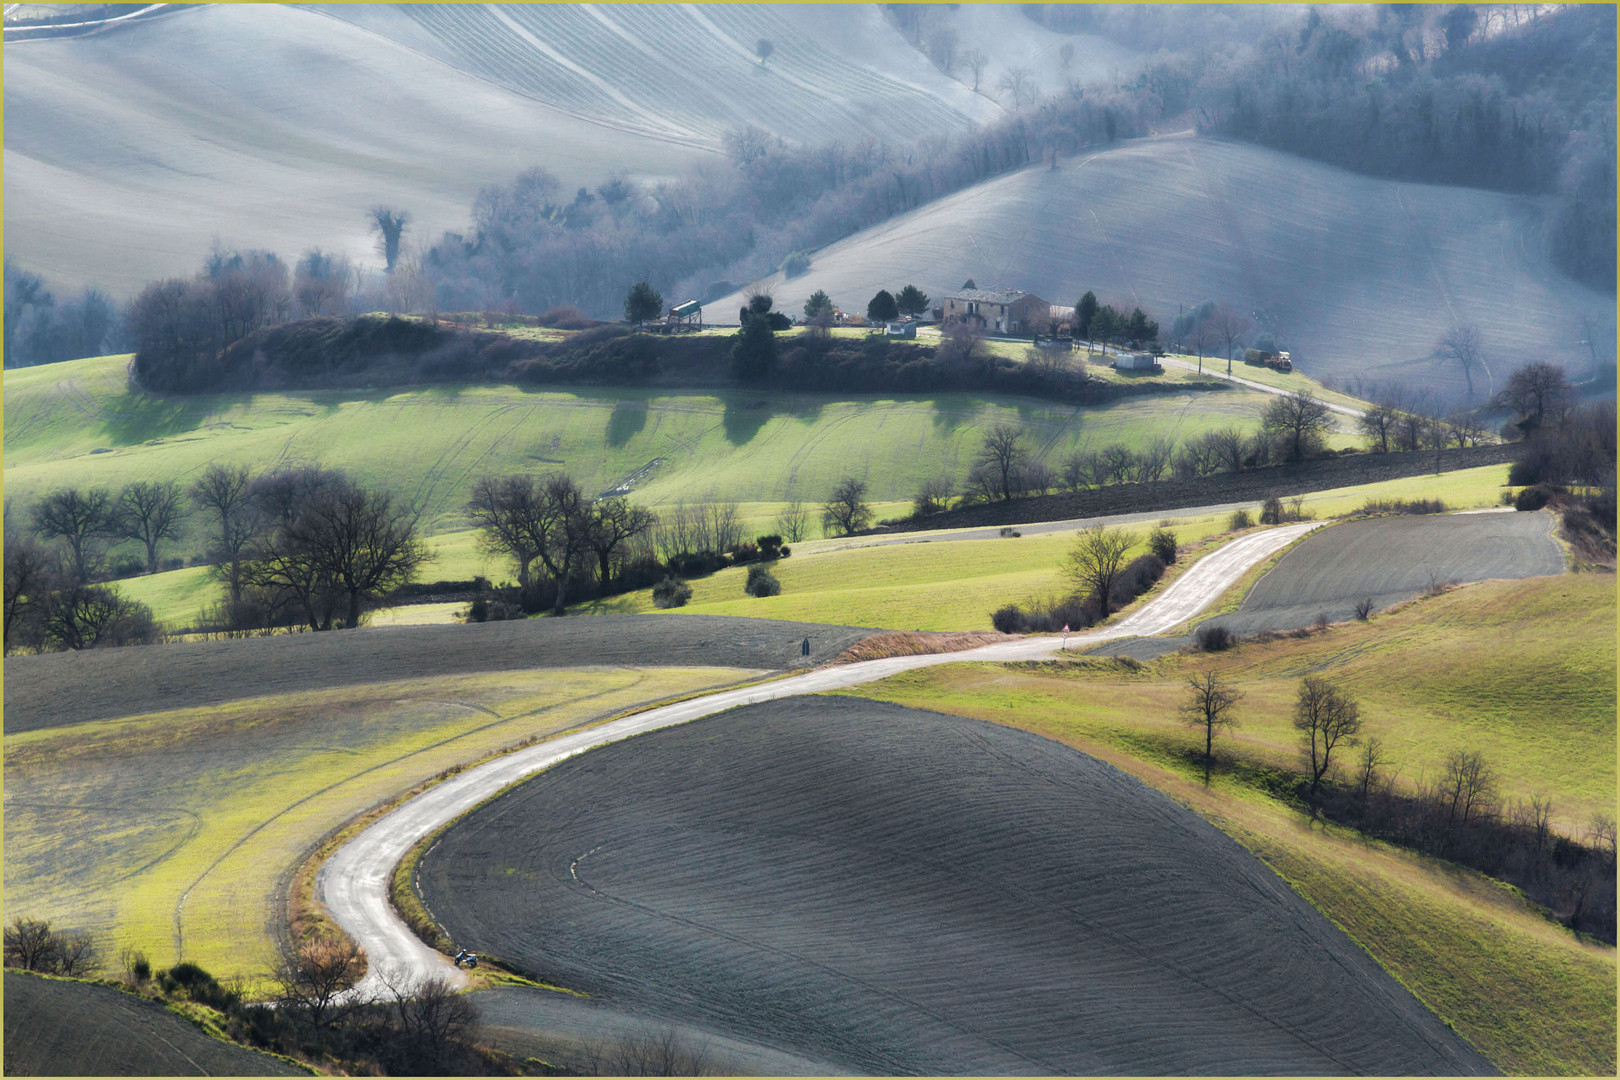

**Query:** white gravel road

left=317, top=521, right=1323, bottom=998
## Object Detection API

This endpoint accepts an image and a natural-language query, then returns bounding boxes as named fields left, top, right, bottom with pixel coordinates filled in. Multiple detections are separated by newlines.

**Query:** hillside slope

left=717, top=135, right=1610, bottom=399
left=3, top=2, right=1010, bottom=294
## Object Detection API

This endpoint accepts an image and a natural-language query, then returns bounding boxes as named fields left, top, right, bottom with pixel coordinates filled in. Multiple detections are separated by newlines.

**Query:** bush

left=1353, top=597, right=1375, bottom=620
left=1507, top=457, right=1541, bottom=486
left=1227, top=508, right=1254, bottom=530
left=756, top=534, right=784, bottom=559
left=1195, top=623, right=1237, bottom=652
left=1148, top=527, right=1178, bottom=564
left=666, top=551, right=728, bottom=578
left=1359, top=497, right=1450, bottom=515
left=1108, top=553, right=1166, bottom=610
left=728, top=541, right=763, bottom=565
left=1259, top=496, right=1284, bottom=525
left=111, top=555, right=145, bottom=578
left=744, top=564, right=781, bottom=597
left=1514, top=484, right=1559, bottom=511
left=4, top=917, right=97, bottom=976
left=990, top=594, right=1096, bottom=633
left=652, top=576, right=693, bottom=609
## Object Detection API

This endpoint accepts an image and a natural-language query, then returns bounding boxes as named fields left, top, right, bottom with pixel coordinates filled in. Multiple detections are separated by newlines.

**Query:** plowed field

left=419, top=696, right=1496, bottom=1076
left=3, top=614, right=871, bottom=734
left=2, top=971, right=303, bottom=1077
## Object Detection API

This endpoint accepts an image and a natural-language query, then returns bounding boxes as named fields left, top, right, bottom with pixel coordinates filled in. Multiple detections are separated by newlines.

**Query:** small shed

left=885, top=321, right=916, bottom=338
left=1116, top=351, right=1157, bottom=370
left=669, top=299, right=702, bottom=329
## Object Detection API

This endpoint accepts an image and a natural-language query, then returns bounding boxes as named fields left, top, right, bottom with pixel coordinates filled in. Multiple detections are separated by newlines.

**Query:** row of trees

left=3, top=257, right=123, bottom=369
left=1184, top=667, right=1614, bottom=940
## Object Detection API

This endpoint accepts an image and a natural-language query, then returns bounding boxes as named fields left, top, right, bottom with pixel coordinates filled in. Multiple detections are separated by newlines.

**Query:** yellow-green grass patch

left=3, top=665, right=759, bottom=990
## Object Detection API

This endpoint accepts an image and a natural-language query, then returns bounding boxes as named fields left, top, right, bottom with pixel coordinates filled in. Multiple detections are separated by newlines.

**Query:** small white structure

left=1116, top=351, right=1157, bottom=370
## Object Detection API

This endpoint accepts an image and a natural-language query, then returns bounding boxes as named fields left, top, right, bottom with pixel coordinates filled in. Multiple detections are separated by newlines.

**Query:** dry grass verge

left=834, top=630, right=1010, bottom=663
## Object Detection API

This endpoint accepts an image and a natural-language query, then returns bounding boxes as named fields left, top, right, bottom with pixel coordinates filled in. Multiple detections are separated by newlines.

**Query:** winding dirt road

left=318, top=521, right=1322, bottom=998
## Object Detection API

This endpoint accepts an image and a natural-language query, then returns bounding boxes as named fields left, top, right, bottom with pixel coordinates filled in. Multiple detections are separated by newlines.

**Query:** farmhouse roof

left=943, top=288, right=1041, bottom=305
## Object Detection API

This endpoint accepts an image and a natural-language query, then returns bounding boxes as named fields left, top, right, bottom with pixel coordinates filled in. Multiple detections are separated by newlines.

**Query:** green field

left=3, top=353, right=1284, bottom=544
left=837, top=572, right=1616, bottom=1075
left=2, top=666, right=758, bottom=989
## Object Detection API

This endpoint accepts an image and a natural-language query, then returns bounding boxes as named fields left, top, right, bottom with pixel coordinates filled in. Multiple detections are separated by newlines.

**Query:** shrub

left=756, top=534, right=784, bottom=559
left=111, top=555, right=145, bottom=578
left=728, top=541, right=763, bottom=565
left=1195, top=623, right=1236, bottom=652
left=1259, top=496, right=1284, bottom=525
left=652, top=576, right=693, bottom=608
left=1359, top=497, right=1450, bottom=515
left=990, top=594, right=1096, bottom=633
left=1353, top=597, right=1375, bottom=620
left=1507, top=457, right=1541, bottom=486
left=744, top=564, right=781, bottom=597
left=1227, top=508, right=1254, bottom=530
left=1108, top=553, right=1166, bottom=610
left=1148, top=527, right=1178, bottom=564
left=1514, top=484, right=1558, bottom=511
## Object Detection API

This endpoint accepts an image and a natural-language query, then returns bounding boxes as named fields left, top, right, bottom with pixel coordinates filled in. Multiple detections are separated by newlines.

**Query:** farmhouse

left=938, top=288, right=1050, bottom=335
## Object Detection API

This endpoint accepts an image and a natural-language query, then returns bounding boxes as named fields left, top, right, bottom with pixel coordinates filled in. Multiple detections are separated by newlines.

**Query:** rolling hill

left=2, top=2, right=1039, bottom=295
left=715, top=135, right=1611, bottom=400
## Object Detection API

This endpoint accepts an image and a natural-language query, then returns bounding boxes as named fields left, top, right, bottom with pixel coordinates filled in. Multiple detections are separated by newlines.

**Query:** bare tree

left=1181, top=670, right=1243, bottom=784
left=976, top=424, right=1028, bottom=501
left=5, top=530, right=59, bottom=654
left=1210, top=305, right=1251, bottom=374
left=275, top=933, right=368, bottom=1029
left=40, top=583, right=158, bottom=650
left=774, top=500, right=808, bottom=543
left=1097, top=442, right=1136, bottom=485
left=912, top=476, right=955, bottom=517
left=1184, top=315, right=1216, bottom=372
left=822, top=477, right=872, bottom=537
left=585, top=498, right=658, bottom=585
left=1292, top=675, right=1363, bottom=802
left=1438, top=749, right=1498, bottom=827
left=1206, top=426, right=1250, bottom=474
left=117, top=480, right=186, bottom=575
left=1494, top=360, right=1573, bottom=435
left=4, top=917, right=96, bottom=975
left=1357, top=398, right=1400, bottom=453
left=370, top=206, right=410, bottom=273
left=1063, top=526, right=1139, bottom=616
left=1446, top=409, right=1490, bottom=448
left=1134, top=437, right=1175, bottom=483
left=1353, top=736, right=1389, bottom=817
left=1436, top=324, right=1484, bottom=397
left=996, top=65, right=1037, bottom=109
left=190, top=463, right=258, bottom=605
left=467, top=475, right=546, bottom=590
left=293, top=248, right=356, bottom=317
left=1260, top=391, right=1335, bottom=463
left=962, top=48, right=989, bottom=92
left=378, top=970, right=481, bottom=1074
left=33, top=487, right=117, bottom=583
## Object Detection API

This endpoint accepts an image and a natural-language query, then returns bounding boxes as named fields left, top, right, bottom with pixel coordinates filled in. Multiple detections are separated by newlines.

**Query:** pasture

left=2, top=350, right=1281, bottom=538
left=843, top=572, right=1617, bottom=1076
left=3, top=665, right=761, bottom=987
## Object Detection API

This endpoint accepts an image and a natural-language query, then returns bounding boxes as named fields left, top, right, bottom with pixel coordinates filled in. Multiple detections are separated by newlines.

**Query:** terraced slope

left=717, top=135, right=1610, bottom=398
left=2, top=2, right=1002, bottom=293
left=418, top=696, right=1495, bottom=1075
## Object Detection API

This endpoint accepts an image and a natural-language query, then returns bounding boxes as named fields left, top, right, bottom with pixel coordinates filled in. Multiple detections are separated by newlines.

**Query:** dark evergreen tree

left=867, top=289, right=899, bottom=323
left=731, top=316, right=777, bottom=382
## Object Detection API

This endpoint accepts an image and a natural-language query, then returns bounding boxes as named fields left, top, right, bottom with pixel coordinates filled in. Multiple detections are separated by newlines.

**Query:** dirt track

left=2, top=971, right=302, bottom=1076
left=2, top=615, right=873, bottom=733
left=419, top=697, right=1496, bottom=1076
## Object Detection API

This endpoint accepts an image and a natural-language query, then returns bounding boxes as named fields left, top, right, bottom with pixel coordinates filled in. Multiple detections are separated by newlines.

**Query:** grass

left=2, top=353, right=1277, bottom=543
left=833, top=573, right=1616, bottom=1076
left=2, top=666, right=760, bottom=991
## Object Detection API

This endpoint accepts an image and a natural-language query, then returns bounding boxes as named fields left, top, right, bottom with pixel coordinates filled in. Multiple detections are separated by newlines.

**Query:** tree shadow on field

left=100, top=391, right=215, bottom=447
left=721, top=397, right=771, bottom=446
left=606, top=400, right=649, bottom=448
left=930, top=397, right=974, bottom=434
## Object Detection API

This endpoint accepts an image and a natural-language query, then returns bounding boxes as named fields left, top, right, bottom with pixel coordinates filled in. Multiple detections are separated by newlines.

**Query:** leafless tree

left=1097, top=442, right=1136, bottom=485
left=1438, top=749, right=1498, bottom=827
left=1063, top=526, right=1140, bottom=617
left=1357, top=398, right=1400, bottom=453
left=996, top=65, right=1037, bottom=109
left=467, top=475, right=547, bottom=590
left=962, top=48, right=989, bottom=92
left=275, top=933, right=368, bottom=1029
left=1436, top=323, right=1484, bottom=397
left=912, top=476, right=955, bottom=517
left=39, top=583, right=158, bottom=650
left=822, top=477, right=872, bottom=537
left=378, top=969, right=481, bottom=1074
left=1060, top=451, right=1090, bottom=492
left=5, top=530, right=59, bottom=654
left=1446, top=409, right=1490, bottom=448
left=1133, top=437, right=1175, bottom=483
left=1210, top=305, right=1251, bottom=374
left=1292, top=675, right=1363, bottom=801
left=774, top=500, right=808, bottom=543
left=1184, top=315, right=1216, bottom=372
left=191, top=464, right=258, bottom=604
left=938, top=318, right=986, bottom=364
left=117, top=480, right=186, bottom=575
left=585, top=498, right=658, bottom=584
left=1353, top=736, right=1389, bottom=817
left=370, top=206, right=410, bottom=273
left=1260, top=390, right=1335, bottom=463
left=33, top=487, right=117, bottom=584
left=293, top=248, right=356, bottom=317
left=1181, top=670, right=1243, bottom=784
left=1494, top=360, right=1573, bottom=434
left=4, top=917, right=97, bottom=976
left=1206, top=426, right=1250, bottom=474
left=976, top=424, right=1028, bottom=501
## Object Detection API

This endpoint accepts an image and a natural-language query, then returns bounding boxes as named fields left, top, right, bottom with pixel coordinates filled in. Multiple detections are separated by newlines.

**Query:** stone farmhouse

left=936, top=288, right=1050, bottom=335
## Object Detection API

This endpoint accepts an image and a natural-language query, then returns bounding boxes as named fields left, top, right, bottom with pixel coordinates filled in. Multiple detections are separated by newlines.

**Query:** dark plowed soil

left=2, top=971, right=303, bottom=1076
left=1089, top=511, right=1564, bottom=659
left=3, top=615, right=872, bottom=733
left=419, top=697, right=1496, bottom=1076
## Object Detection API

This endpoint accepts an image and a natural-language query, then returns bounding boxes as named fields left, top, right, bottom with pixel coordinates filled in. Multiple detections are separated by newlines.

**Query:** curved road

left=318, top=522, right=1322, bottom=998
